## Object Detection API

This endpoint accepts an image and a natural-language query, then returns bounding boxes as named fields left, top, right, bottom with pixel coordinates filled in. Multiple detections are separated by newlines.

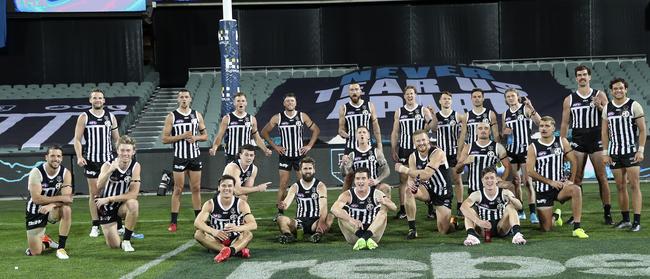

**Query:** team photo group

left=25, top=65, right=646, bottom=264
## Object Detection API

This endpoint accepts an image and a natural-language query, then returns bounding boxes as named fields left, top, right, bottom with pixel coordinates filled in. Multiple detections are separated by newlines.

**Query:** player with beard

left=338, top=82, right=382, bottom=155
left=341, top=126, right=391, bottom=195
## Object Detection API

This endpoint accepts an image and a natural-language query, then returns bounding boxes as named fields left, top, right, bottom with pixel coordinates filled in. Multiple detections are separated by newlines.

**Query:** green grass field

left=2, top=183, right=649, bottom=278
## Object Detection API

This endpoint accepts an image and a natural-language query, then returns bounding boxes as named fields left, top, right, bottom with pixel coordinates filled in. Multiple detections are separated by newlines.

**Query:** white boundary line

left=119, top=239, right=196, bottom=279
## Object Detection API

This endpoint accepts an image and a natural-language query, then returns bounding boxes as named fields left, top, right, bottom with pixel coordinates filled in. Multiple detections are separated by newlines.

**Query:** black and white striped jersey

left=26, top=164, right=67, bottom=214
left=209, top=195, right=242, bottom=230
left=398, top=105, right=426, bottom=150
left=225, top=112, right=252, bottom=156
left=465, top=108, right=493, bottom=143
left=295, top=178, right=321, bottom=219
left=569, top=89, right=601, bottom=129
left=278, top=111, right=305, bottom=158
left=99, top=159, right=138, bottom=213
left=344, top=101, right=371, bottom=150
left=415, top=147, right=450, bottom=196
left=475, top=188, right=507, bottom=221
left=83, top=109, right=115, bottom=163
left=436, top=110, right=459, bottom=157
left=171, top=109, right=200, bottom=159
left=605, top=98, right=640, bottom=155
left=344, top=187, right=381, bottom=226
left=503, top=104, right=533, bottom=154
left=350, top=146, right=379, bottom=180
left=467, top=141, right=499, bottom=192
left=531, top=136, right=565, bottom=192
left=234, top=160, right=254, bottom=186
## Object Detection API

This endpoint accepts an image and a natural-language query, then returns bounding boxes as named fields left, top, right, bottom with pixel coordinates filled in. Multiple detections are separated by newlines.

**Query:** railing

left=472, top=54, right=647, bottom=67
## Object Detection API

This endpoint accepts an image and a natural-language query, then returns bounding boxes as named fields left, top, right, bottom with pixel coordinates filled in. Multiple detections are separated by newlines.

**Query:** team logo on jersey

left=449, top=120, right=456, bottom=126
left=415, top=114, right=422, bottom=120
left=104, top=116, right=111, bottom=126
left=230, top=214, right=239, bottom=222
left=191, top=118, right=198, bottom=125
left=296, top=121, right=303, bottom=127
left=311, top=192, right=319, bottom=200
left=517, top=114, right=525, bottom=121
left=482, top=118, right=490, bottom=123
left=244, top=121, right=251, bottom=128
left=230, top=208, right=236, bottom=214
left=622, top=111, right=630, bottom=118
left=124, top=175, right=131, bottom=183
left=366, top=203, right=375, bottom=211
left=487, top=151, right=495, bottom=158
left=362, top=109, right=370, bottom=116
left=369, top=155, right=376, bottom=162
left=497, top=203, right=504, bottom=211
left=554, top=148, right=562, bottom=155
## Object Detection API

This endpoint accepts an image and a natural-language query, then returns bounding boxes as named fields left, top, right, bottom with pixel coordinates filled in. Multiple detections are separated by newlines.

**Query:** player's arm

left=496, top=143, right=511, bottom=180
left=316, top=182, right=329, bottom=222
left=209, top=114, right=230, bottom=155
left=526, top=144, right=557, bottom=186
left=501, top=112, right=508, bottom=136
left=340, top=153, right=354, bottom=176
left=460, top=191, right=482, bottom=224
left=338, top=105, right=348, bottom=138
left=374, top=148, right=390, bottom=183
left=279, top=183, right=298, bottom=210
left=503, top=189, right=522, bottom=211
left=231, top=201, right=257, bottom=232
left=369, top=102, right=383, bottom=150
left=28, top=169, right=72, bottom=205
left=455, top=112, right=466, bottom=156
left=595, top=90, right=608, bottom=111
left=301, top=113, right=320, bottom=155
left=561, top=137, right=577, bottom=182
left=251, top=116, right=272, bottom=156
left=73, top=113, right=87, bottom=166
left=330, top=191, right=353, bottom=222
left=106, top=163, right=141, bottom=203
left=396, top=148, right=444, bottom=180
left=194, top=112, right=209, bottom=142
left=110, top=113, right=120, bottom=146
left=601, top=105, right=611, bottom=162
left=260, top=114, right=281, bottom=153
left=374, top=188, right=397, bottom=211
left=560, top=96, right=571, bottom=138
left=454, top=144, right=471, bottom=172
left=96, top=162, right=113, bottom=192
left=390, top=109, right=401, bottom=162
left=633, top=102, right=646, bottom=163
left=423, top=105, right=437, bottom=132
left=490, top=110, right=500, bottom=143
left=161, top=113, right=184, bottom=144
left=194, top=199, right=216, bottom=234
left=524, top=99, right=541, bottom=126
left=457, top=112, right=468, bottom=155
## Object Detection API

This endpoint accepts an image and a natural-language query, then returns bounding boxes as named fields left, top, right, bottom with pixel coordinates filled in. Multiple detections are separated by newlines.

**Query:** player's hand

left=256, top=182, right=271, bottom=192
left=209, top=146, right=218, bottom=156
left=223, top=223, right=239, bottom=233
left=406, top=179, right=418, bottom=192
left=77, top=157, right=87, bottom=167
left=61, top=195, right=74, bottom=204
left=478, top=220, right=492, bottom=230
left=426, top=105, right=437, bottom=115
left=503, top=127, right=512, bottom=135
left=273, top=145, right=286, bottom=156
left=278, top=201, right=287, bottom=210
left=603, top=155, right=612, bottom=165
left=340, top=155, right=351, bottom=166
left=213, top=230, right=229, bottom=241
left=339, top=130, right=349, bottom=139
left=368, top=179, right=377, bottom=187
left=376, top=195, right=390, bottom=206
left=391, top=149, right=399, bottom=162
left=182, top=131, right=193, bottom=139
left=394, top=163, right=407, bottom=174
left=299, top=145, right=312, bottom=156
left=264, top=148, right=273, bottom=157
left=316, top=219, right=328, bottom=233
left=185, top=136, right=197, bottom=144
left=38, top=204, right=55, bottom=214
left=95, top=197, right=110, bottom=207
left=633, top=151, right=644, bottom=164
left=350, top=218, right=363, bottom=229
left=550, top=181, right=563, bottom=190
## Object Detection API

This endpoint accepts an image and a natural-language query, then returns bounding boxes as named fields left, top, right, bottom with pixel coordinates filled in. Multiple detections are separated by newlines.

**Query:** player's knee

left=193, top=230, right=204, bottom=241
left=61, top=205, right=72, bottom=218
left=241, top=230, right=253, bottom=240
left=126, top=199, right=139, bottom=213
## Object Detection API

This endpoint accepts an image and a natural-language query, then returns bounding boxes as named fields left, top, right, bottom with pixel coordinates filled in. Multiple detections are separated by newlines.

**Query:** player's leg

left=276, top=216, right=297, bottom=243
left=51, top=204, right=71, bottom=257
left=376, top=183, right=391, bottom=196
left=337, top=218, right=359, bottom=244
left=498, top=204, right=526, bottom=244
left=536, top=206, right=554, bottom=232
left=231, top=231, right=253, bottom=253
left=612, top=168, right=631, bottom=227
left=435, top=205, right=455, bottom=234
left=118, top=199, right=140, bottom=250
left=169, top=168, right=186, bottom=232
left=558, top=183, right=583, bottom=223
left=452, top=170, right=464, bottom=217
left=627, top=166, right=642, bottom=230
left=189, top=169, right=202, bottom=214
left=26, top=227, right=46, bottom=255
left=511, top=163, right=524, bottom=218
left=194, top=230, right=225, bottom=251
left=462, top=215, right=481, bottom=246
left=396, top=172, right=408, bottom=219
left=87, top=177, right=101, bottom=237
left=367, top=210, right=387, bottom=245
left=101, top=222, right=121, bottom=248
left=276, top=168, right=291, bottom=215
left=404, top=185, right=430, bottom=239
left=520, top=162, right=538, bottom=223
left=589, top=151, right=613, bottom=224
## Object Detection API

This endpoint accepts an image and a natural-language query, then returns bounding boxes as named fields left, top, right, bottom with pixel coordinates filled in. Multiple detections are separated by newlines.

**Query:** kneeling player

left=395, top=129, right=456, bottom=239
left=194, top=175, right=258, bottom=263
left=331, top=168, right=397, bottom=250
left=25, top=146, right=73, bottom=259
left=277, top=157, right=333, bottom=243
left=95, top=136, right=141, bottom=252
left=461, top=167, right=526, bottom=245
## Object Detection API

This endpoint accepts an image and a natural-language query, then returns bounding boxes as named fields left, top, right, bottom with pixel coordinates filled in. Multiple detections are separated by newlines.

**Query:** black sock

left=229, top=247, right=236, bottom=255
left=278, top=209, right=284, bottom=214
left=171, top=212, right=178, bottom=224
left=467, top=228, right=479, bottom=238
left=284, top=232, right=292, bottom=237
left=355, top=229, right=364, bottom=238
left=622, top=211, right=630, bottom=222
left=117, top=218, right=123, bottom=230
left=553, top=212, right=560, bottom=221
left=427, top=203, right=434, bottom=212
left=604, top=204, right=612, bottom=217
left=517, top=209, right=524, bottom=215
left=92, top=220, right=100, bottom=227
left=43, top=241, right=50, bottom=249
left=573, top=222, right=581, bottom=230
left=529, top=204, right=536, bottom=214
left=399, top=205, right=405, bottom=213
left=512, top=225, right=521, bottom=235
left=124, top=229, right=133, bottom=241
left=408, top=220, right=417, bottom=230
left=362, top=230, right=374, bottom=240
left=58, top=235, right=68, bottom=249
left=194, top=210, right=201, bottom=217
left=633, top=214, right=641, bottom=226
left=457, top=202, right=462, bottom=211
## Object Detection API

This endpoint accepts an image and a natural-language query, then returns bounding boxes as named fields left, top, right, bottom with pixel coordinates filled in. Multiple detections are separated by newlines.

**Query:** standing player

left=25, top=146, right=73, bottom=259
left=602, top=78, right=646, bottom=231
left=455, top=122, right=512, bottom=194
left=222, top=144, right=272, bottom=197
left=527, top=116, right=589, bottom=238
left=276, top=157, right=333, bottom=243
left=341, top=126, right=391, bottom=195
left=194, top=175, right=257, bottom=263
left=73, top=88, right=120, bottom=238
left=260, top=93, right=321, bottom=220
left=209, top=92, right=272, bottom=163
left=390, top=85, right=435, bottom=219
left=331, top=168, right=397, bottom=250
left=460, top=167, right=526, bottom=246
left=436, top=91, right=466, bottom=218
left=395, top=130, right=456, bottom=239
left=560, top=65, right=613, bottom=224
left=502, top=88, right=541, bottom=223
left=95, top=136, right=142, bottom=251
left=161, top=89, right=208, bottom=233
left=338, top=82, right=382, bottom=154
left=458, top=88, right=500, bottom=152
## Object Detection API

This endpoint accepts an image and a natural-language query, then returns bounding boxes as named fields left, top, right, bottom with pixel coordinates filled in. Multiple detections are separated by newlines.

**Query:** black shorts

left=84, top=161, right=105, bottom=178
left=536, top=188, right=561, bottom=208
left=571, top=128, right=602, bottom=154
left=173, top=157, right=203, bottom=172
left=98, top=204, right=122, bottom=224
left=446, top=154, right=458, bottom=169
left=610, top=153, right=639, bottom=169
left=225, top=154, right=238, bottom=164
left=425, top=171, right=453, bottom=209
left=507, top=151, right=527, bottom=164
left=26, top=211, right=50, bottom=230
left=297, top=217, right=319, bottom=235
left=279, top=155, right=303, bottom=171
left=398, top=148, right=415, bottom=164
